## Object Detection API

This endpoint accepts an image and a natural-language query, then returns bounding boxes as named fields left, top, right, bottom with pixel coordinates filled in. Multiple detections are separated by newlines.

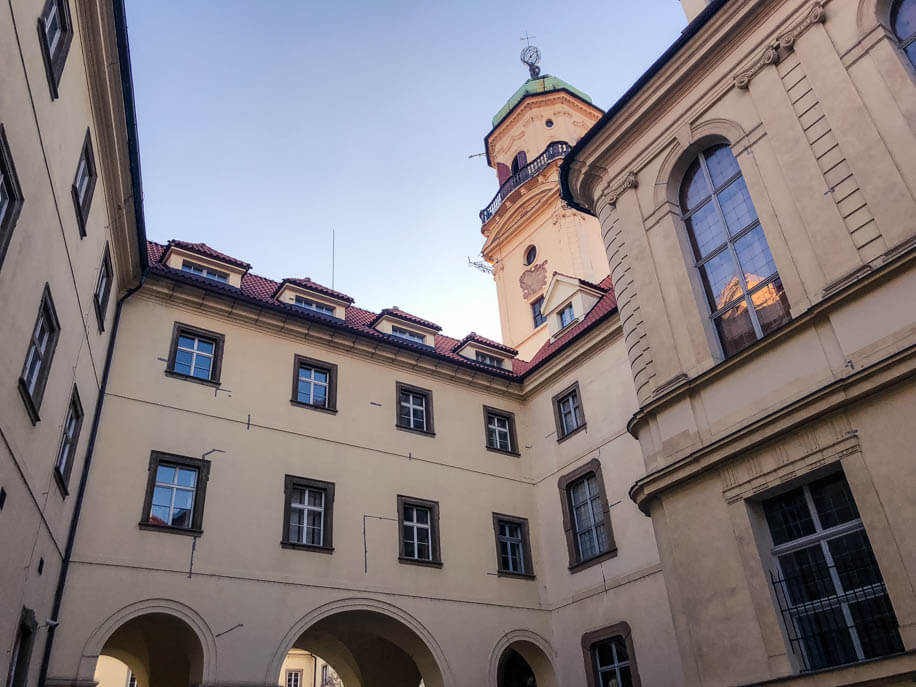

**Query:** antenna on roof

left=468, top=257, right=494, bottom=275
left=331, top=227, right=335, bottom=289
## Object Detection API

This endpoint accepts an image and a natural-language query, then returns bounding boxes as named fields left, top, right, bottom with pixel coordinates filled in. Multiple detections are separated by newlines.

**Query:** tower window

left=531, top=297, right=546, bottom=328
left=892, top=0, right=916, bottom=67
left=679, top=143, right=790, bottom=357
left=511, top=151, right=527, bottom=175
left=523, top=245, right=537, bottom=265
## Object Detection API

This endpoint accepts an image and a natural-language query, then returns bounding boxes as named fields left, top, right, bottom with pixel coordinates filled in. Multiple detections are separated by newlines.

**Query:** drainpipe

left=37, top=277, right=144, bottom=686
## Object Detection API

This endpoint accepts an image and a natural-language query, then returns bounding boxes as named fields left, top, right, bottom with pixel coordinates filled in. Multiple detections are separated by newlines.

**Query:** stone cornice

left=600, top=171, right=639, bottom=209
left=733, top=1, right=827, bottom=89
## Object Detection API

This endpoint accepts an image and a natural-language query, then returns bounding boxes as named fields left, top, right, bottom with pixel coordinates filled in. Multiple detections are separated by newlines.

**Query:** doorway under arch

left=275, top=607, right=447, bottom=687
left=95, top=612, right=204, bottom=687
left=495, top=639, right=557, bottom=687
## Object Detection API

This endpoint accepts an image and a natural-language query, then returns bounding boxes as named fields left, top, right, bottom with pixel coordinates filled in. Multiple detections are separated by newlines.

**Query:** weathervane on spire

left=519, top=32, right=541, bottom=79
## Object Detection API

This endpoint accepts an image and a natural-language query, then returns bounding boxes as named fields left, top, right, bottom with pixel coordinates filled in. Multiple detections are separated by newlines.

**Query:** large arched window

left=892, top=0, right=916, bottom=67
left=680, top=144, right=790, bottom=357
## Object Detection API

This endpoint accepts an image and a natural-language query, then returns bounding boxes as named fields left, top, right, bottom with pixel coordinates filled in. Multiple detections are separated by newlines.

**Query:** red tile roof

left=372, top=307, right=442, bottom=332
left=452, top=332, right=518, bottom=356
left=146, top=240, right=616, bottom=379
left=166, top=240, right=252, bottom=270
left=276, top=278, right=354, bottom=304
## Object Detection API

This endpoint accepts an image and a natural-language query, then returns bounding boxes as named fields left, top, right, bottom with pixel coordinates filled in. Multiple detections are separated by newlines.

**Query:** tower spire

left=519, top=34, right=541, bottom=79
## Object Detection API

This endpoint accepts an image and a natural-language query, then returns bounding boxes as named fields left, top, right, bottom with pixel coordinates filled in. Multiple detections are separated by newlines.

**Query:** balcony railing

left=479, top=141, right=571, bottom=224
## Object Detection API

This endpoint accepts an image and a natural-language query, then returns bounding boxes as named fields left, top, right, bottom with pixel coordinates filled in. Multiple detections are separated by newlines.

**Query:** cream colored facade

left=564, top=0, right=916, bottom=684
left=0, top=0, right=143, bottom=686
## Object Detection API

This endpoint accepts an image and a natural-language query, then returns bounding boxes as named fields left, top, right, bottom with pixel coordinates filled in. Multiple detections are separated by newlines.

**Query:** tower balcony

left=479, top=141, right=571, bottom=224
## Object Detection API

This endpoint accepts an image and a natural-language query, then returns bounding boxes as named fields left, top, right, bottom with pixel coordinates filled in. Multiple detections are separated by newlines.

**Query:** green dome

left=491, top=75, right=593, bottom=128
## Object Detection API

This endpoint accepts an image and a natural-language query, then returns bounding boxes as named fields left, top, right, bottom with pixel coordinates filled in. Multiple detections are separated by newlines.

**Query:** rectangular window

left=559, top=302, right=575, bottom=328
left=531, top=297, right=546, bottom=327
left=492, top=514, right=534, bottom=577
left=552, top=381, right=585, bottom=440
left=282, top=475, right=335, bottom=552
left=53, top=386, right=83, bottom=495
left=391, top=325, right=426, bottom=345
left=397, top=495, right=441, bottom=567
left=294, top=295, right=335, bottom=315
left=396, top=382, right=434, bottom=435
left=483, top=406, right=518, bottom=455
left=140, top=451, right=210, bottom=534
left=181, top=260, right=229, bottom=283
left=0, top=124, right=25, bottom=272
left=93, top=244, right=113, bottom=332
left=285, top=670, right=302, bottom=687
left=763, top=472, right=903, bottom=672
left=37, top=0, right=73, bottom=98
left=291, top=355, right=338, bottom=412
left=71, top=130, right=96, bottom=236
left=19, top=284, right=61, bottom=424
left=475, top=351, right=504, bottom=367
left=6, top=607, right=37, bottom=687
left=127, top=671, right=137, bottom=687
left=582, top=624, right=641, bottom=687
left=321, top=665, right=329, bottom=685
left=167, top=322, right=225, bottom=384
left=559, top=459, right=616, bottom=571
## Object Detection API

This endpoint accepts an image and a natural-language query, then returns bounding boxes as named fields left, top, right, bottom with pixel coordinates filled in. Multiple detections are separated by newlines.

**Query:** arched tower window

left=679, top=144, right=790, bottom=357
left=511, top=151, right=527, bottom=175
left=892, top=0, right=916, bottom=67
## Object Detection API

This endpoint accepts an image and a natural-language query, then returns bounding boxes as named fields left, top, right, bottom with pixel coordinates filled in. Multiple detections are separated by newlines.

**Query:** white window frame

left=43, top=0, right=62, bottom=54
left=475, top=351, right=503, bottom=367
left=487, top=412, right=512, bottom=452
left=558, top=391, right=582, bottom=436
left=402, top=504, right=433, bottom=561
left=174, top=334, right=215, bottom=380
left=0, top=168, right=9, bottom=225
left=297, top=364, right=330, bottom=407
left=23, top=309, right=52, bottom=395
left=181, top=260, right=229, bottom=283
left=559, top=302, right=575, bottom=328
left=400, top=390, right=427, bottom=431
left=391, top=325, right=426, bottom=345
left=55, top=393, right=81, bottom=476
left=285, top=669, right=302, bottom=687
left=294, top=295, right=335, bottom=315
left=95, top=254, right=110, bottom=307
left=570, top=474, right=606, bottom=561
left=151, top=463, right=198, bottom=528
left=497, top=520, right=525, bottom=574
left=288, top=485, right=326, bottom=547
left=593, top=636, right=632, bottom=687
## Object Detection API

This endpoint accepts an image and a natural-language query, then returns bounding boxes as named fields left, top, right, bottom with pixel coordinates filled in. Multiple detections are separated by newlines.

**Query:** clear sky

left=124, top=0, right=687, bottom=345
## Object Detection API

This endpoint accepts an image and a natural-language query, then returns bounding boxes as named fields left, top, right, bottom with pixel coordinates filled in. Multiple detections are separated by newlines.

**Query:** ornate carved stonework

left=733, top=1, right=826, bottom=89
left=519, top=260, right=548, bottom=300
left=604, top=171, right=639, bottom=207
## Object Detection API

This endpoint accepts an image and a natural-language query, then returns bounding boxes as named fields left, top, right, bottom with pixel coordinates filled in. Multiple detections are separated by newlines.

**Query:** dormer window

left=475, top=351, right=503, bottom=368
left=181, top=260, right=228, bottom=283
left=391, top=326, right=426, bottom=345
left=559, top=303, right=575, bottom=328
left=294, top=295, right=335, bottom=316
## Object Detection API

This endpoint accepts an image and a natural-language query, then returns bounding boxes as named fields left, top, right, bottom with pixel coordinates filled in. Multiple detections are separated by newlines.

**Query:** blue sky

left=124, top=0, right=687, bottom=345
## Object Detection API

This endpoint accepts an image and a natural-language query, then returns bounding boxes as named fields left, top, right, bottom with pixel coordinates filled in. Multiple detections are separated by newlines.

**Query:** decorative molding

left=519, top=260, right=549, bottom=300
left=604, top=171, right=639, bottom=207
left=733, top=1, right=826, bottom=89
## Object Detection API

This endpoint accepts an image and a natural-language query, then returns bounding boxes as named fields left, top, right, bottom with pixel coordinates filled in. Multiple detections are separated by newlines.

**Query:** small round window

left=545, top=119, right=554, bottom=128
left=524, top=245, right=537, bottom=265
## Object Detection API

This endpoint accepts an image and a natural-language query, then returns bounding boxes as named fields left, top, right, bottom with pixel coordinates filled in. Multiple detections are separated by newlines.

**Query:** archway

left=273, top=604, right=449, bottom=687
left=490, top=634, right=557, bottom=687
left=94, top=612, right=204, bottom=687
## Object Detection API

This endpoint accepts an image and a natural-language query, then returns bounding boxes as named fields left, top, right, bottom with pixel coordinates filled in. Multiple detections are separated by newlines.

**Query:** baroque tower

left=480, top=50, right=606, bottom=359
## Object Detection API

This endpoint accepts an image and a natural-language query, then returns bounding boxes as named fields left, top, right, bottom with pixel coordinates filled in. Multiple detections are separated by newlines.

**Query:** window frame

left=395, top=381, right=435, bottom=436
left=18, top=284, right=61, bottom=424
left=93, top=243, right=113, bottom=333
left=166, top=322, right=226, bottom=386
left=37, top=0, right=73, bottom=99
left=475, top=350, right=504, bottom=368
left=559, top=302, right=575, bottom=329
left=53, top=385, right=83, bottom=496
left=6, top=607, right=37, bottom=687
left=482, top=405, right=519, bottom=456
left=285, top=669, right=303, bottom=687
left=581, top=622, right=642, bottom=687
left=531, top=296, right=546, bottom=328
left=293, top=295, right=336, bottom=315
left=0, top=124, right=25, bottom=272
left=558, top=458, right=617, bottom=571
left=71, top=130, right=97, bottom=237
left=181, top=260, right=229, bottom=283
left=552, top=381, right=586, bottom=441
left=892, top=0, right=916, bottom=67
left=139, top=451, right=211, bottom=536
left=492, top=513, right=535, bottom=579
left=281, top=474, right=335, bottom=554
left=290, top=354, right=338, bottom=413
left=397, top=494, right=442, bottom=568
left=391, top=325, right=427, bottom=345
